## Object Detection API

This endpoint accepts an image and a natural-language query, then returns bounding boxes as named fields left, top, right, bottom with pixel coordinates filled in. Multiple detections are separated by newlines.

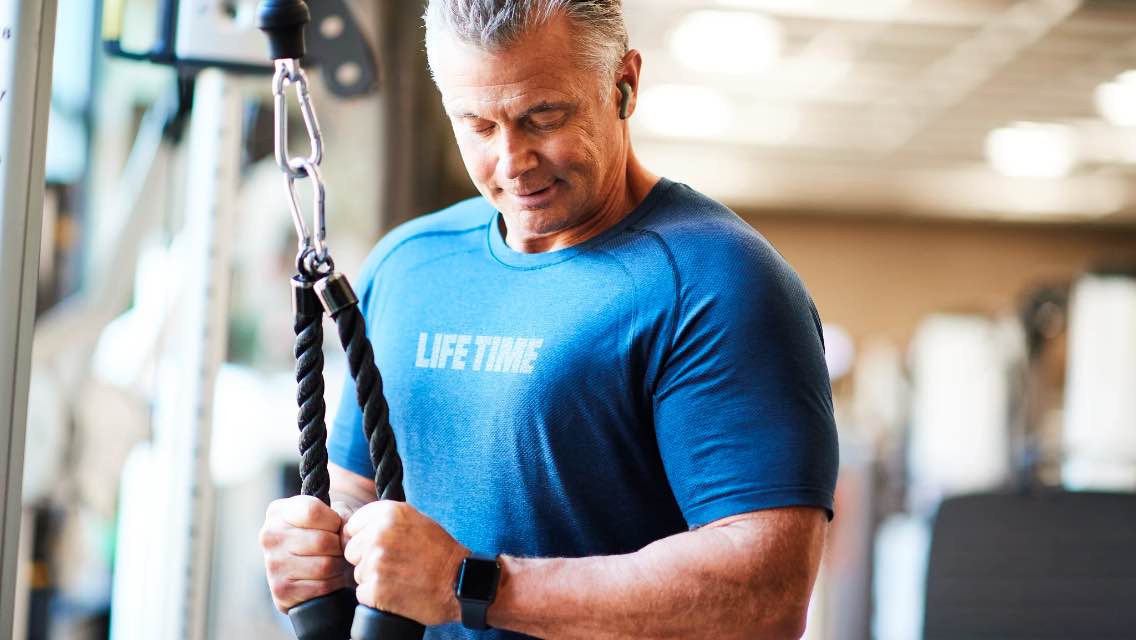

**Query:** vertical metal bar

left=174, top=67, right=239, bottom=640
left=0, top=0, right=57, bottom=636
left=112, top=68, right=238, bottom=640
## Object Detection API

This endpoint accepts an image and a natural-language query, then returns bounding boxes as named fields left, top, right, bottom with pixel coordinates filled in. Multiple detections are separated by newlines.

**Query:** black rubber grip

left=351, top=605, right=426, bottom=640
left=288, top=588, right=357, bottom=639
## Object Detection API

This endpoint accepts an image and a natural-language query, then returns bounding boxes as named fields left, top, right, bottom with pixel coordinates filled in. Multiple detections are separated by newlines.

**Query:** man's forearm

left=329, top=485, right=373, bottom=512
left=487, top=508, right=826, bottom=640
left=329, top=462, right=378, bottom=513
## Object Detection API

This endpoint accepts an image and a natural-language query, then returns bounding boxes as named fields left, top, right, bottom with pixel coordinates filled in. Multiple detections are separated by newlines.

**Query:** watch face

left=458, top=557, right=500, bottom=602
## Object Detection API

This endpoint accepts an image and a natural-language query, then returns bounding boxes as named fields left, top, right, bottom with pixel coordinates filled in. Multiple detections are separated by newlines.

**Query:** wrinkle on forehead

left=431, top=13, right=594, bottom=117
left=439, top=57, right=583, bottom=119
left=444, top=85, right=576, bottom=120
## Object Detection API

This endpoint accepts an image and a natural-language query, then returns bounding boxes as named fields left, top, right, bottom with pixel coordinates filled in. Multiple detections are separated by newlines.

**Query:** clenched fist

left=343, top=500, right=470, bottom=625
left=259, top=495, right=355, bottom=612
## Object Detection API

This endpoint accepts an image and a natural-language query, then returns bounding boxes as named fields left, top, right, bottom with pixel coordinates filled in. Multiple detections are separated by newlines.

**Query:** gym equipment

left=112, top=68, right=242, bottom=640
left=908, top=313, right=1013, bottom=509
left=257, top=2, right=425, bottom=639
left=101, top=0, right=377, bottom=97
left=1, top=0, right=59, bottom=634
left=1063, top=267, right=1136, bottom=490
left=924, top=490, right=1136, bottom=637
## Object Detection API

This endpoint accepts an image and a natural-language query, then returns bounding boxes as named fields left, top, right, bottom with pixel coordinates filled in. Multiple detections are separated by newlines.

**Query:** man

left=260, top=1, right=838, bottom=638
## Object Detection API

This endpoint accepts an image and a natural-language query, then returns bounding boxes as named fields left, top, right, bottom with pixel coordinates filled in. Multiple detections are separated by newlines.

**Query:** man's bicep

left=638, top=505, right=827, bottom=632
left=702, top=507, right=828, bottom=559
left=651, top=243, right=838, bottom=526
left=704, top=507, right=827, bottom=601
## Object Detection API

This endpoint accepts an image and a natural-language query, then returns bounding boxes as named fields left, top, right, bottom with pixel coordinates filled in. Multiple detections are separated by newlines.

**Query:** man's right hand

left=259, top=495, right=355, bottom=612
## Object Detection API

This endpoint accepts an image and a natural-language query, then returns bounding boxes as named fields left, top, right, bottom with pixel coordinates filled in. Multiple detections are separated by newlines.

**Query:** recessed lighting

left=985, top=122, right=1078, bottom=179
left=669, top=10, right=783, bottom=75
left=1095, top=70, right=1136, bottom=127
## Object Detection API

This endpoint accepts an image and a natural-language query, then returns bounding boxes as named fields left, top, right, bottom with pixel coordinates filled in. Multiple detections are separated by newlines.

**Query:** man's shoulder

left=382, top=196, right=493, bottom=251
left=359, top=196, right=493, bottom=278
left=627, top=180, right=782, bottom=277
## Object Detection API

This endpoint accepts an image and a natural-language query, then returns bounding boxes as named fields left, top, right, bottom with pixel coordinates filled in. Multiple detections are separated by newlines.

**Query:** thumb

left=330, top=501, right=356, bottom=548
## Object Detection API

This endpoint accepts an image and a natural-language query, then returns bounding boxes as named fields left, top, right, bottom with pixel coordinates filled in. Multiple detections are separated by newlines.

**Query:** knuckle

left=268, top=576, right=290, bottom=598
left=375, top=523, right=398, bottom=547
left=264, top=554, right=283, bottom=574
left=258, top=524, right=279, bottom=549
left=301, top=498, right=324, bottom=522
left=374, top=500, right=398, bottom=521
left=267, top=496, right=298, bottom=519
left=370, top=544, right=386, bottom=565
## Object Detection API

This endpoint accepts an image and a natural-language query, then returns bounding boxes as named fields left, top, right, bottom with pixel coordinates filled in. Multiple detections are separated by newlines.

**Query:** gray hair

left=423, top=0, right=629, bottom=83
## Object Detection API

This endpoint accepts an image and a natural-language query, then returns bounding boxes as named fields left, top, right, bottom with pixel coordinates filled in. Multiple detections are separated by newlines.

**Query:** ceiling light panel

left=1096, top=71, right=1136, bottom=127
left=985, top=122, right=1079, bottom=179
left=668, top=10, right=784, bottom=75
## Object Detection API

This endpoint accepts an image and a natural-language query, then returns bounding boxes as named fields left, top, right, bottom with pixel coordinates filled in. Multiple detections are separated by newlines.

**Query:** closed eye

left=524, top=103, right=572, bottom=131
left=461, top=117, right=495, bottom=135
left=528, top=110, right=567, bottom=130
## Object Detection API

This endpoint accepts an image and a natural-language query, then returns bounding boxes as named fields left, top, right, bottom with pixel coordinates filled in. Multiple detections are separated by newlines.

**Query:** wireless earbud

left=618, top=81, right=632, bottom=120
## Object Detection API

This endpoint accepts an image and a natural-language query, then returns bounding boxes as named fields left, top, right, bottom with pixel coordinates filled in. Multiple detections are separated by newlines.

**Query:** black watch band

left=460, top=598, right=492, bottom=631
left=455, top=552, right=500, bottom=631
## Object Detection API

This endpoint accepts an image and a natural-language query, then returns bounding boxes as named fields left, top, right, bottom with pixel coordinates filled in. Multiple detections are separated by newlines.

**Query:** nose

left=497, top=127, right=538, bottom=182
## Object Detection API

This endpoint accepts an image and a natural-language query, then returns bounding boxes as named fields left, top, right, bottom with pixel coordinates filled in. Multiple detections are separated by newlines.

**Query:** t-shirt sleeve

left=651, top=231, right=839, bottom=528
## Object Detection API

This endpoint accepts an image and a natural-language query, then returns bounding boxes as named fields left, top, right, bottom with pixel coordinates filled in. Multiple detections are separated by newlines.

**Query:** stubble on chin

left=502, top=206, right=571, bottom=238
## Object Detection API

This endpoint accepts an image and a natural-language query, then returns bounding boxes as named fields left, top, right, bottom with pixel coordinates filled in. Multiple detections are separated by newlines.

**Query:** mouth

left=510, top=180, right=559, bottom=208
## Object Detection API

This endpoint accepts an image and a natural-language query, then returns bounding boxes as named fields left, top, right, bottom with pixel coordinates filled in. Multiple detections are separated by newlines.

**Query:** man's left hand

left=343, top=500, right=469, bottom=625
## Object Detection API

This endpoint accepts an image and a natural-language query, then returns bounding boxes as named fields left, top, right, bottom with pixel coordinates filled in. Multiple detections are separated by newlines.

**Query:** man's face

left=430, top=16, right=625, bottom=239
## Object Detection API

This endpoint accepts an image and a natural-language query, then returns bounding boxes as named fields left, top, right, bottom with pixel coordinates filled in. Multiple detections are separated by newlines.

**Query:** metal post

left=0, top=0, right=57, bottom=636
left=109, top=69, right=239, bottom=640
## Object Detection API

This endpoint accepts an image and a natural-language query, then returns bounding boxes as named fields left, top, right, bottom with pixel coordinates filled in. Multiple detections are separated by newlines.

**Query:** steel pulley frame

left=257, top=1, right=425, bottom=639
left=100, top=0, right=377, bottom=98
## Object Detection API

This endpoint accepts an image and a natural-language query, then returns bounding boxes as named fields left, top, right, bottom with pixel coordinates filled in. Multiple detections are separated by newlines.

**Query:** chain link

left=272, top=60, right=324, bottom=178
left=272, top=58, right=331, bottom=277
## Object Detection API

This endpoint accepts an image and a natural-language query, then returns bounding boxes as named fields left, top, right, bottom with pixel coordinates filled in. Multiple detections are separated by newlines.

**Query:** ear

left=614, top=49, right=643, bottom=120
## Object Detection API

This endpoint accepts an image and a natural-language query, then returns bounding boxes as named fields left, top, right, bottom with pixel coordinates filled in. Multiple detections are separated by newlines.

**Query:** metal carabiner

left=285, top=158, right=328, bottom=271
left=272, top=59, right=324, bottom=179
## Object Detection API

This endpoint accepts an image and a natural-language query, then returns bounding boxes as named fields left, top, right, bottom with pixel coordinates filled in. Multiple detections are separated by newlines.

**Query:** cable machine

left=93, top=1, right=378, bottom=638
left=0, top=0, right=59, bottom=635
left=3, top=0, right=398, bottom=636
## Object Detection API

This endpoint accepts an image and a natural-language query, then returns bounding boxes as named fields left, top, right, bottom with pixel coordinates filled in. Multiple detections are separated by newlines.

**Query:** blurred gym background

left=9, top=0, right=1136, bottom=638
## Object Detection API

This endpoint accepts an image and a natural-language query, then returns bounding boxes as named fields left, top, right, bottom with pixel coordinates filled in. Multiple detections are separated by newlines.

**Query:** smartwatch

left=454, top=552, right=501, bottom=630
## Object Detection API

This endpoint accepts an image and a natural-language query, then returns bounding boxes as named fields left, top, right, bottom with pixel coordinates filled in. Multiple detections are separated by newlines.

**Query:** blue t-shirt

left=328, top=178, right=838, bottom=638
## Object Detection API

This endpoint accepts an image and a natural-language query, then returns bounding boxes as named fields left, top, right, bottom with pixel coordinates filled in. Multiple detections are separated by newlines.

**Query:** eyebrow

left=521, top=101, right=571, bottom=118
left=453, top=101, right=573, bottom=121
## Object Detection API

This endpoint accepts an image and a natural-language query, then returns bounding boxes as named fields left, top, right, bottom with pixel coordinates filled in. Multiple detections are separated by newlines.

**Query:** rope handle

left=292, top=277, right=331, bottom=505
left=318, top=273, right=425, bottom=640
left=260, top=4, right=424, bottom=637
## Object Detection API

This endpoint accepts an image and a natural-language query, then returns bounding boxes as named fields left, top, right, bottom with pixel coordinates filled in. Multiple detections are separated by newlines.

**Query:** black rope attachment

left=316, top=273, right=406, bottom=502
left=287, top=273, right=356, bottom=640
left=291, top=276, right=331, bottom=504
